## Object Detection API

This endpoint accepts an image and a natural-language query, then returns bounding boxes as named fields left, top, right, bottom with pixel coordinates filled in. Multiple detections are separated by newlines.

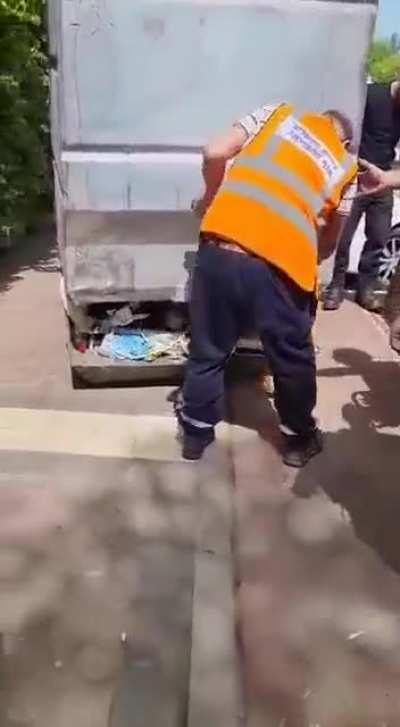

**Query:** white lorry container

left=48, top=0, right=378, bottom=384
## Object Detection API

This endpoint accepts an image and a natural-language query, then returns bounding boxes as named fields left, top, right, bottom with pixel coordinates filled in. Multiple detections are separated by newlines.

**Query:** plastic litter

left=108, top=304, right=137, bottom=328
left=97, top=309, right=150, bottom=335
left=97, top=331, right=188, bottom=362
left=98, top=332, right=150, bottom=361
left=145, top=332, right=188, bottom=361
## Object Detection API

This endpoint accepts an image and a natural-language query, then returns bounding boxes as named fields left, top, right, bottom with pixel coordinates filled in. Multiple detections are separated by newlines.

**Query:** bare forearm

left=318, top=213, right=347, bottom=262
left=202, top=156, right=227, bottom=207
left=194, top=125, right=247, bottom=216
left=384, top=169, right=400, bottom=190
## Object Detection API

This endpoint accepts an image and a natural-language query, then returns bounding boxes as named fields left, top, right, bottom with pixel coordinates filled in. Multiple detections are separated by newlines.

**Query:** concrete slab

left=0, top=435, right=237, bottom=727
left=0, top=452, right=197, bottom=726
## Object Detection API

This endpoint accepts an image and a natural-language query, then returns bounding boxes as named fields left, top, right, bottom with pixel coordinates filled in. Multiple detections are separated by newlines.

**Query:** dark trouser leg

left=245, top=258, right=317, bottom=436
left=358, top=190, right=394, bottom=289
left=182, top=244, right=243, bottom=431
left=329, top=196, right=366, bottom=286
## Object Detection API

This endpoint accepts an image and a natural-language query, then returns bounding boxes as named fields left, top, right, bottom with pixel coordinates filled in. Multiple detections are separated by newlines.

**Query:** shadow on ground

left=227, top=352, right=400, bottom=727
left=0, top=453, right=198, bottom=727
left=296, top=346, right=400, bottom=575
left=0, top=221, right=59, bottom=295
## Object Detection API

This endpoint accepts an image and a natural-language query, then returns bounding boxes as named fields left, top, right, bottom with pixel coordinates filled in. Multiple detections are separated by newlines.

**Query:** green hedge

left=0, top=0, right=49, bottom=239
left=368, top=39, right=400, bottom=83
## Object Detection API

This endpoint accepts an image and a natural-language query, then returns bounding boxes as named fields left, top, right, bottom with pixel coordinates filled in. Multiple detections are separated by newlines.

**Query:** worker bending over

left=177, top=102, right=358, bottom=467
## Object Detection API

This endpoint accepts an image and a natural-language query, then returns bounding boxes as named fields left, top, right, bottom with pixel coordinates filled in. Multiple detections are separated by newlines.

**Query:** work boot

left=322, top=283, right=345, bottom=311
left=176, top=408, right=216, bottom=461
left=356, top=283, right=383, bottom=313
left=182, top=429, right=215, bottom=461
left=282, top=429, right=323, bottom=468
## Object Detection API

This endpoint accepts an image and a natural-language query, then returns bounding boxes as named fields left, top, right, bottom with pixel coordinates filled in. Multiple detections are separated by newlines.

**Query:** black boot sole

left=182, top=432, right=215, bottom=461
left=283, top=431, right=324, bottom=468
left=322, top=287, right=344, bottom=311
left=322, top=300, right=342, bottom=311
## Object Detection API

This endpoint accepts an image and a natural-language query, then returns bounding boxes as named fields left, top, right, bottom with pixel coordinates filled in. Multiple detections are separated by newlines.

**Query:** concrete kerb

left=188, top=423, right=242, bottom=727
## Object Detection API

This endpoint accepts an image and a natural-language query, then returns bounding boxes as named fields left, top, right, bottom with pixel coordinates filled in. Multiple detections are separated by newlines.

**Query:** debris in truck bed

left=96, top=330, right=189, bottom=362
left=86, top=302, right=189, bottom=336
left=146, top=332, right=189, bottom=361
left=95, top=306, right=150, bottom=335
left=97, top=313, right=150, bottom=335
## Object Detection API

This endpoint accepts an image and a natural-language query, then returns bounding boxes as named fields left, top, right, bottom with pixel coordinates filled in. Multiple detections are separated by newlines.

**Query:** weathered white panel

left=49, top=0, right=378, bottom=302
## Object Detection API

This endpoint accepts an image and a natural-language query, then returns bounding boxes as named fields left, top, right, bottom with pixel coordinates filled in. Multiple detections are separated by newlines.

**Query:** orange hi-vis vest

left=201, top=103, right=358, bottom=291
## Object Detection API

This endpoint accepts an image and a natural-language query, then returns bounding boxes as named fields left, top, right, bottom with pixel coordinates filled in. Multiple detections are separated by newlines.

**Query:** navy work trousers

left=182, top=242, right=317, bottom=436
left=331, top=190, right=394, bottom=287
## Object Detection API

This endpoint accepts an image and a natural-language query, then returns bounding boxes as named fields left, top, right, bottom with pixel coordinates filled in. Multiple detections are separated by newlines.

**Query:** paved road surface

left=232, top=307, right=400, bottom=726
left=1, top=227, right=400, bottom=726
left=0, top=227, right=236, bottom=727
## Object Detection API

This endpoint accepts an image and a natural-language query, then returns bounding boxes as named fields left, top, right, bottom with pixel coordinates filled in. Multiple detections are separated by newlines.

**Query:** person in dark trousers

left=324, top=81, right=400, bottom=312
left=177, top=102, right=357, bottom=467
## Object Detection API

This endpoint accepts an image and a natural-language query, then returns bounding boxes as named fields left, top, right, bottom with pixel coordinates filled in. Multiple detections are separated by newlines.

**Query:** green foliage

left=368, top=38, right=400, bottom=84
left=0, top=0, right=49, bottom=238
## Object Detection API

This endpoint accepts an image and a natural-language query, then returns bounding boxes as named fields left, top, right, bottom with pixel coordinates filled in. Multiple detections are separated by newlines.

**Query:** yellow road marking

left=0, top=408, right=232, bottom=461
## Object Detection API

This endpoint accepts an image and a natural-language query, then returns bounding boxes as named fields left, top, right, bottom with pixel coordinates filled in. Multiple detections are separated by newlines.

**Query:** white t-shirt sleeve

left=235, top=104, right=279, bottom=141
left=337, top=179, right=357, bottom=215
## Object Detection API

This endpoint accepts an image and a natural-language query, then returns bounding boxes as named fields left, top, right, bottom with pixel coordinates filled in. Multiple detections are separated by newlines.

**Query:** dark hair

left=324, top=109, right=354, bottom=144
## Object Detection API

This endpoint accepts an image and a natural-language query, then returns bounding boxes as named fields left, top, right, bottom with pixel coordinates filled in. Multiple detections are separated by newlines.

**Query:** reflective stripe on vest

left=234, top=110, right=351, bottom=221
left=234, top=156, right=325, bottom=217
left=223, top=179, right=318, bottom=248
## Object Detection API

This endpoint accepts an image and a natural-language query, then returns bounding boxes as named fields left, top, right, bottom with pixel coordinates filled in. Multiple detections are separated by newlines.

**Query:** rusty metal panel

left=49, top=0, right=378, bottom=305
